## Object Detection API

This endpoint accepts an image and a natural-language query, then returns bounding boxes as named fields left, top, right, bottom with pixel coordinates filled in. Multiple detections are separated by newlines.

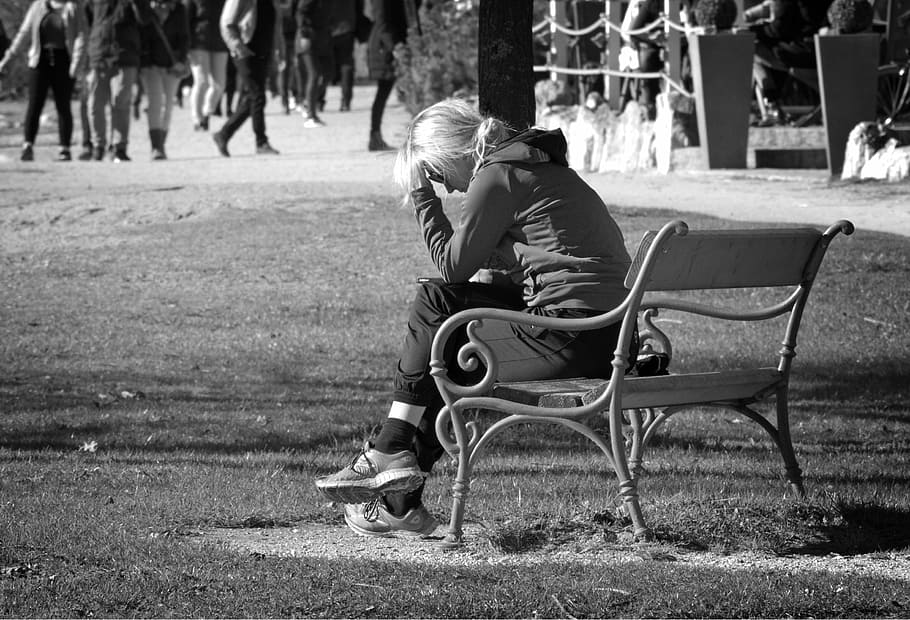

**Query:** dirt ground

left=2, top=84, right=909, bottom=578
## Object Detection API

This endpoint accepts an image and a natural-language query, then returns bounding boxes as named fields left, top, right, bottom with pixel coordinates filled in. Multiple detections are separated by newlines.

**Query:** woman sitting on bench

left=315, top=98, right=635, bottom=538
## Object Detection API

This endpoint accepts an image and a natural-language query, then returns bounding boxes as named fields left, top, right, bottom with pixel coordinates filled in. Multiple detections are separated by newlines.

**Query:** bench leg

left=775, top=388, right=805, bottom=496
left=611, top=405, right=652, bottom=541
left=439, top=446, right=472, bottom=549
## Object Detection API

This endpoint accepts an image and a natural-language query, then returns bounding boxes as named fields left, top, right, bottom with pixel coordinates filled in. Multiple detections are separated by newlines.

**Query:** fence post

left=664, top=0, right=681, bottom=85
left=549, top=1, right=570, bottom=86
left=607, top=0, right=623, bottom=110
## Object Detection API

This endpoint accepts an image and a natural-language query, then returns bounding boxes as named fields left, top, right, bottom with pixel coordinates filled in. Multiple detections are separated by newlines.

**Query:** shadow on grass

left=787, top=502, right=910, bottom=556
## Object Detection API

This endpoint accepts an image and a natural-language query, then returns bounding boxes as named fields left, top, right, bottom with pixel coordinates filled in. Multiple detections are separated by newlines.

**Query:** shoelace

left=362, top=498, right=383, bottom=523
left=349, top=446, right=377, bottom=476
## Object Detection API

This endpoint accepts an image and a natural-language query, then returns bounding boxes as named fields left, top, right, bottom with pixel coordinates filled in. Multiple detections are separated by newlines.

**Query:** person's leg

left=189, top=48, right=209, bottom=127
left=334, top=33, right=354, bottom=111
left=214, top=57, right=252, bottom=155
left=331, top=281, right=627, bottom=527
left=205, top=51, right=228, bottom=122
left=87, top=66, right=111, bottom=158
left=141, top=67, right=164, bottom=158
left=245, top=55, right=271, bottom=147
left=295, top=51, right=308, bottom=114
left=48, top=51, right=75, bottom=157
left=300, top=49, right=323, bottom=123
left=638, top=45, right=661, bottom=120
left=22, top=61, right=51, bottom=159
left=368, top=77, right=395, bottom=150
left=110, top=65, right=137, bottom=159
left=78, top=74, right=92, bottom=159
left=161, top=71, right=180, bottom=134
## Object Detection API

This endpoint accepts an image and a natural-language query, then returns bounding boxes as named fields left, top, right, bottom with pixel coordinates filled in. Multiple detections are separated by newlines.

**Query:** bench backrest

left=625, top=227, right=824, bottom=291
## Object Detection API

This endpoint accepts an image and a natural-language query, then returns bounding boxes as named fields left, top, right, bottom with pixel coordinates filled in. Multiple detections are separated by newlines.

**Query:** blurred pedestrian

left=186, top=0, right=228, bottom=131
left=277, top=0, right=298, bottom=113
left=366, top=0, right=418, bottom=151
left=84, top=0, right=155, bottom=161
left=139, top=0, right=190, bottom=159
left=326, top=0, right=361, bottom=112
left=294, top=0, right=331, bottom=127
left=213, top=0, right=285, bottom=156
left=0, top=0, right=86, bottom=162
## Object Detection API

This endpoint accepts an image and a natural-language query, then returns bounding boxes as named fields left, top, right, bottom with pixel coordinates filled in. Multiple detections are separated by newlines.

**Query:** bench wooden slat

left=493, top=368, right=784, bottom=410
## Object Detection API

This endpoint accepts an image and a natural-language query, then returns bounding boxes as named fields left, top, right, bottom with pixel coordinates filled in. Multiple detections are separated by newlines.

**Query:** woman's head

left=393, top=99, right=512, bottom=196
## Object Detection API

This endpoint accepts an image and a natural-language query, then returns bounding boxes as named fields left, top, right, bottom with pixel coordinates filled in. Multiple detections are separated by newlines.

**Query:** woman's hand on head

left=414, top=165, right=434, bottom=191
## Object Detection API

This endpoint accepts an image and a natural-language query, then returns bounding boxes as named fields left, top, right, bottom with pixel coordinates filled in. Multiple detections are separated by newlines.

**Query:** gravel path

left=199, top=522, right=910, bottom=582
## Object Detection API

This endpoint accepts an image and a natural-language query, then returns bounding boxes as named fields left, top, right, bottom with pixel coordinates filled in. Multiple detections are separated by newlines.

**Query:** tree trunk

left=478, top=0, right=535, bottom=129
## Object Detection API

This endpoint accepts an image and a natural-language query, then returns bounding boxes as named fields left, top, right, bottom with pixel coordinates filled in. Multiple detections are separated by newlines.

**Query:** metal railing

left=532, top=0, right=694, bottom=107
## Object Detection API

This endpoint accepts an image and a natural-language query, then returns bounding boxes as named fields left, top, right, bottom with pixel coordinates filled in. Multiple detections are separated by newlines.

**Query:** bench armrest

left=429, top=301, right=630, bottom=400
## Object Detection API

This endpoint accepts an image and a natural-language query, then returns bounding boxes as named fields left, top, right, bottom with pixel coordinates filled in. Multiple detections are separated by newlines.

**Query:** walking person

left=315, top=99, right=635, bottom=537
left=139, top=0, right=189, bottom=160
left=186, top=0, right=228, bottom=131
left=0, top=0, right=86, bottom=162
left=277, top=0, right=298, bottom=113
left=84, top=0, right=155, bottom=162
left=326, top=0, right=361, bottom=112
left=294, top=0, right=331, bottom=127
left=365, top=0, right=418, bottom=151
left=212, top=0, right=285, bottom=156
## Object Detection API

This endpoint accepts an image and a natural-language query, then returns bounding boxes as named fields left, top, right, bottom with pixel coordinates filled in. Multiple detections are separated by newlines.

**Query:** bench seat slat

left=492, top=368, right=784, bottom=410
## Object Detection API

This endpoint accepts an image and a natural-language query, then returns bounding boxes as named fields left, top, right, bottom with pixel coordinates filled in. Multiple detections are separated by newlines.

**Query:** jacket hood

left=483, top=127, right=569, bottom=168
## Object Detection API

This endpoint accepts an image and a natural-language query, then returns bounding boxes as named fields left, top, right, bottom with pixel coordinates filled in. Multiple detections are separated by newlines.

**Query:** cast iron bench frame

left=428, top=218, right=855, bottom=547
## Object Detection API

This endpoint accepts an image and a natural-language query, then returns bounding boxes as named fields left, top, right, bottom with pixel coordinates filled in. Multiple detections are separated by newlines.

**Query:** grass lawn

left=2, top=185, right=909, bottom=618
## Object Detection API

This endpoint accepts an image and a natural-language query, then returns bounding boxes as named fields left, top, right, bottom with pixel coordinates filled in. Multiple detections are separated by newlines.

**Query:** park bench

left=428, top=218, right=855, bottom=547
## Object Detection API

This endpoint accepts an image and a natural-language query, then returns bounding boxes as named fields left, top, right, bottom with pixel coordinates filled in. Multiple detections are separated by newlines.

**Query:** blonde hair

left=393, top=99, right=513, bottom=201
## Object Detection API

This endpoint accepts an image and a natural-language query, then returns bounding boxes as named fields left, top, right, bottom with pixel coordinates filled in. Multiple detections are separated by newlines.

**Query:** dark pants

left=331, top=32, right=355, bottom=107
left=638, top=45, right=661, bottom=119
left=370, top=77, right=395, bottom=133
left=387, top=281, right=628, bottom=512
left=24, top=49, right=74, bottom=146
left=296, top=49, right=332, bottom=117
left=221, top=55, right=268, bottom=146
left=278, top=39, right=297, bottom=110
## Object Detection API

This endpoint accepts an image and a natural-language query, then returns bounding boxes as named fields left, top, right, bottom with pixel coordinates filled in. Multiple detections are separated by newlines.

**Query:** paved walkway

left=1, top=84, right=908, bottom=238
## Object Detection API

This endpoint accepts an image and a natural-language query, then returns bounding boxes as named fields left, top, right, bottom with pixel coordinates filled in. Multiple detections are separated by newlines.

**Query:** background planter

left=688, top=31, right=756, bottom=168
left=815, top=32, right=881, bottom=176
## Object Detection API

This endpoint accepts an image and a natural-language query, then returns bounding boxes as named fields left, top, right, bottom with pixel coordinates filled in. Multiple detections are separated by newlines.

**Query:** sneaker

left=256, top=142, right=279, bottom=155
left=78, top=146, right=93, bottom=161
left=340, top=101, right=351, bottom=112
left=302, top=116, right=325, bottom=129
left=151, top=148, right=167, bottom=161
left=112, top=148, right=131, bottom=162
left=20, top=144, right=34, bottom=161
left=212, top=132, right=230, bottom=157
left=57, top=148, right=72, bottom=162
left=343, top=499, right=438, bottom=538
left=315, top=442, right=426, bottom=504
left=91, top=146, right=105, bottom=161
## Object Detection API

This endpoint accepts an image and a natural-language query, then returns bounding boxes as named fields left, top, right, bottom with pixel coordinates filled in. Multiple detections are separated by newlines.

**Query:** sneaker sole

left=316, top=469, right=426, bottom=504
left=343, top=513, right=438, bottom=538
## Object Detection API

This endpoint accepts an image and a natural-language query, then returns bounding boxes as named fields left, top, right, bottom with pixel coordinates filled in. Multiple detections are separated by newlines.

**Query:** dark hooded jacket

left=411, top=128, right=631, bottom=311
left=85, top=0, right=155, bottom=69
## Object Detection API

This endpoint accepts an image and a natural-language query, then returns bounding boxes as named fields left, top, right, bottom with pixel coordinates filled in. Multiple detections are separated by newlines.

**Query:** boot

left=368, top=130, right=392, bottom=152
left=149, top=128, right=166, bottom=160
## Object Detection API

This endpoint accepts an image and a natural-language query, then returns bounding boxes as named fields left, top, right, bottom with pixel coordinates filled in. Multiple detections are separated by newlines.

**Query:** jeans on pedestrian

left=221, top=55, right=268, bottom=145
left=87, top=64, right=137, bottom=150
